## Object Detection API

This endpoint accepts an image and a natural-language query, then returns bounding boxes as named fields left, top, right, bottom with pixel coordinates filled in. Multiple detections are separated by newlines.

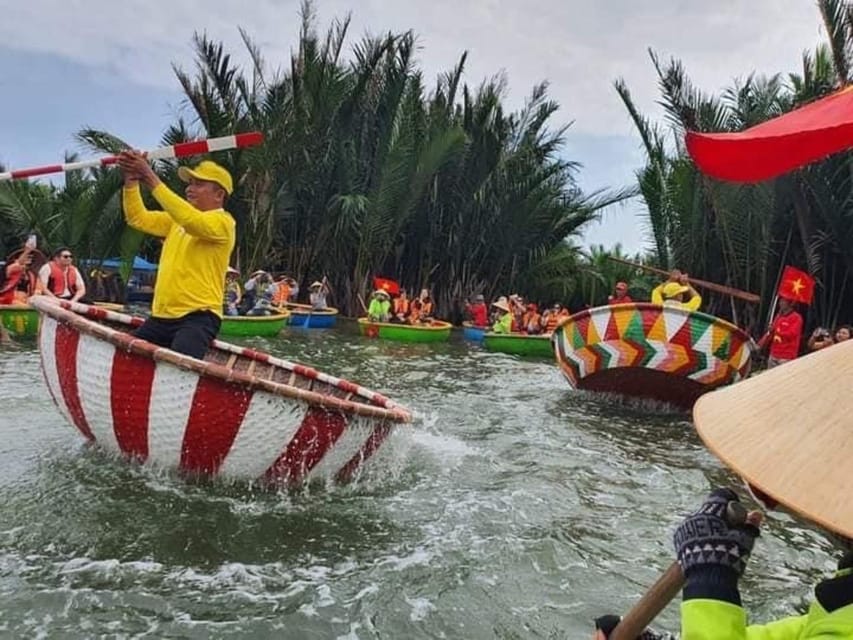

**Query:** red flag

left=686, top=86, right=853, bottom=182
left=778, top=266, right=815, bottom=305
left=373, top=276, right=400, bottom=296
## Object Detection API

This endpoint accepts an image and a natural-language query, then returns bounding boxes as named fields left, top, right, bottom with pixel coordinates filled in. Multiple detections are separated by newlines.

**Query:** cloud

left=1, top=1, right=826, bottom=138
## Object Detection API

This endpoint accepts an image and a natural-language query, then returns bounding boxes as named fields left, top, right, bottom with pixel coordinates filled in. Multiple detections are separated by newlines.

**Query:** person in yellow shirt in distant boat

left=119, top=152, right=236, bottom=359
left=651, top=269, right=702, bottom=312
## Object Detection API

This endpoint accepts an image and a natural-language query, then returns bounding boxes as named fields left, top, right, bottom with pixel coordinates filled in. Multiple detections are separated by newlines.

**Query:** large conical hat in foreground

left=693, top=340, right=853, bottom=539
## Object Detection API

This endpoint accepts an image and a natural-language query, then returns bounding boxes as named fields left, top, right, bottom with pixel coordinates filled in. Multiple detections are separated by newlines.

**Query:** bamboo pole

left=607, top=257, right=761, bottom=304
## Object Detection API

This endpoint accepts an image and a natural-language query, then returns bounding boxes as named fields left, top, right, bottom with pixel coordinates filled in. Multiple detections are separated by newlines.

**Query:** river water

left=0, top=321, right=838, bottom=638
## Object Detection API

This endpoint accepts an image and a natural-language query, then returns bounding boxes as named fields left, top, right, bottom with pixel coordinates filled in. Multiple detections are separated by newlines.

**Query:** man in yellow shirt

left=118, top=151, right=236, bottom=359
left=650, top=269, right=702, bottom=312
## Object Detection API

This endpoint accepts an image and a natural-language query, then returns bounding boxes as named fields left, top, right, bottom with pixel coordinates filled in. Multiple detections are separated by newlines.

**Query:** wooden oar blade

left=693, top=341, right=853, bottom=539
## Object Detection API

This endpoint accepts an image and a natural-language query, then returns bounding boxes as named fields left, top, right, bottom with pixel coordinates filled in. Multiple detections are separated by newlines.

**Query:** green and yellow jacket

left=681, top=566, right=853, bottom=639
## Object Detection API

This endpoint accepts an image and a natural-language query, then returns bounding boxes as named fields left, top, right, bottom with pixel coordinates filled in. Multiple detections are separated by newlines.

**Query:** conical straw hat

left=693, top=339, right=853, bottom=538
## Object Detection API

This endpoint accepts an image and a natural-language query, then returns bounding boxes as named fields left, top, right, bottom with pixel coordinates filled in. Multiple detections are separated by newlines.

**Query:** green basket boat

left=483, top=332, right=553, bottom=357
left=0, top=304, right=39, bottom=337
left=358, top=318, right=452, bottom=343
left=219, top=312, right=290, bottom=337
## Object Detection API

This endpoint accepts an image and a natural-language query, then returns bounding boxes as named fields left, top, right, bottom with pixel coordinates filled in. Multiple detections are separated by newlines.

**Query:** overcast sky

left=0, top=1, right=827, bottom=253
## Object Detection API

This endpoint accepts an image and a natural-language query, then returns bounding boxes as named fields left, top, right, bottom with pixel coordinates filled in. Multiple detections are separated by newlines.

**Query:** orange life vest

left=272, top=283, right=290, bottom=306
left=545, top=313, right=561, bottom=333
left=523, top=312, right=541, bottom=332
left=47, top=262, right=79, bottom=297
left=394, top=297, right=410, bottom=315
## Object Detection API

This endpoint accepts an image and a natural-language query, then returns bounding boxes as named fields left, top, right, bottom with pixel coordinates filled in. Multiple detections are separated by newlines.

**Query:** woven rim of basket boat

left=31, top=297, right=412, bottom=423
left=221, top=312, right=290, bottom=322
left=284, top=303, right=339, bottom=316
left=555, top=301, right=758, bottom=346
left=357, top=317, right=452, bottom=331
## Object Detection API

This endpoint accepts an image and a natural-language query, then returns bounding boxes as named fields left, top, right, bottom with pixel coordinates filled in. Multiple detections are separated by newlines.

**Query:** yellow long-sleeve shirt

left=123, top=183, right=235, bottom=319
left=651, top=282, right=702, bottom=312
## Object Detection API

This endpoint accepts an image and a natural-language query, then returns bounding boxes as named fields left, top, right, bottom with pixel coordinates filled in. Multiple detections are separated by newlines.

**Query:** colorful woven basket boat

left=551, top=302, right=756, bottom=408
left=30, top=298, right=412, bottom=486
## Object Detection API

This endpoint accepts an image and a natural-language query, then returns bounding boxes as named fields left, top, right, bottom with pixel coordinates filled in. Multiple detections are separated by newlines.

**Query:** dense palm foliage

left=3, top=3, right=620, bottom=315
left=617, top=0, right=853, bottom=333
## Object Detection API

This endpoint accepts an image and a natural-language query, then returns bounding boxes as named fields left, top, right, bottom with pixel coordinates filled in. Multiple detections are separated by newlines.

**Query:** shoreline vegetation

left=3, top=1, right=853, bottom=334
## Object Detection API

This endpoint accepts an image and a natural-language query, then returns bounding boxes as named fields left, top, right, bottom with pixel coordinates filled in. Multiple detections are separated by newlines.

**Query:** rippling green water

left=0, top=322, right=837, bottom=638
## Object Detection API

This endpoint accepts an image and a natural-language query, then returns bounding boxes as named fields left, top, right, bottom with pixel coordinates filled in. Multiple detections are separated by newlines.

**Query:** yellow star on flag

left=791, top=278, right=805, bottom=295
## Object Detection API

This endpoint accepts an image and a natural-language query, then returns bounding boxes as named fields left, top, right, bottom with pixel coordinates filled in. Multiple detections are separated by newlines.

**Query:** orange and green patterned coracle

left=551, top=302, right=756, bottom=409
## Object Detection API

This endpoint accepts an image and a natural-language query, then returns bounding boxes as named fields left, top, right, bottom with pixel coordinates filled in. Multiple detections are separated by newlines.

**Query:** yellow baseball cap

left=177, top=160, right=233, bottom=195
left=662, top=282, right=689, bottom=298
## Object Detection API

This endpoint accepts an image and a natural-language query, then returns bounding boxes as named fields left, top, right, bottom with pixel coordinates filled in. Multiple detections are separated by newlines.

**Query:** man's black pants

left=132, top=311, right=220, bottom=360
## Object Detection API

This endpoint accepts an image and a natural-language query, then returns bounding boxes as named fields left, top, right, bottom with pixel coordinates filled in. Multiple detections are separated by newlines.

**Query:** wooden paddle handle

left=607, top=257, right=761, bottom=304
left=610, top=501, right=748, bottom=640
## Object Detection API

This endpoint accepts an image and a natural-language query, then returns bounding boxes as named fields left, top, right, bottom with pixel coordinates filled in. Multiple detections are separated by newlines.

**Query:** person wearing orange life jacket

left=38, top=247, right=86, bottom=302
left=522, top=303, right=542, bottom=334
left=393, top=290, right=410, bottom=323
left=541, top=303, right=567, bottom=334
left=417, top=288, right=434, bottom=321
left=508, top=294, right=525, bottom=332
left=271, top=274, right=291, bottom=308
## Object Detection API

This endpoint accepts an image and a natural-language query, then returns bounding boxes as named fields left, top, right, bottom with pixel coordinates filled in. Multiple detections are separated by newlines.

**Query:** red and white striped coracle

left=31, top=297, right=412, bottom=486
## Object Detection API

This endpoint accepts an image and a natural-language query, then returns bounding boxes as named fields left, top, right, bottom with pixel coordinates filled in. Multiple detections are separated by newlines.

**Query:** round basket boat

left=284, top=302, right=339, bottom=328
left=357, top=318, right=452, bottom=343
left=551, top=302, right=756, bottom=409
left=30, top=298, right=412, bottom=486
left=462, top=322, right=487, bottom=342
left=219, top=311, right=290, bottom=337
left=483, top=332, right=552, bottom=357
left=0, top=303, right=39, bottom=337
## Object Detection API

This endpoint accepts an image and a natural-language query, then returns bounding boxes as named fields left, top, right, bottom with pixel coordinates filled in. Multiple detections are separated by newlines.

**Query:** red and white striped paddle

left=0, top=131, right=264, bottom=182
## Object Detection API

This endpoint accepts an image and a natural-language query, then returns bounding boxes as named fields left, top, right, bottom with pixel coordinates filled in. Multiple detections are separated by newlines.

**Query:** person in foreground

left=118, top=151, right=236, bottom=359
left=592, top=494, right=852, bottom=638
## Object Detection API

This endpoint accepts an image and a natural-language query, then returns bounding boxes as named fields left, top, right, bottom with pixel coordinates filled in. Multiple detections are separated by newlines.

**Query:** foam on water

left=0, top=335, right=842, bottom=638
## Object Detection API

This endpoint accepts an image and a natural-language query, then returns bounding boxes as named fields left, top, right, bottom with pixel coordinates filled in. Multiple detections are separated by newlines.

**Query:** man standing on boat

left=118, top=151, right=235, bottom=359
left=651, top=270, right=701, bottom=311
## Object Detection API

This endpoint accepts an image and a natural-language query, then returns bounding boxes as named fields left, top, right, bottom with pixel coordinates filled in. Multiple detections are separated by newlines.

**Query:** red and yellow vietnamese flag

left=778, top=265, right=815, bottom=305
left=373, top=276, right=400, bottom=296
left=686, top=86, right=853, bottom=182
